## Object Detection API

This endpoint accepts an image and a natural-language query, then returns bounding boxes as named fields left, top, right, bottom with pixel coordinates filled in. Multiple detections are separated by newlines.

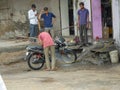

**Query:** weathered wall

left=112, top=0, right=120, bottom=46
left=0, top=0, right=12, bottom=38
left=0, top=0, right=60, bottom=39
left=50, top=0, right=61, bottom=32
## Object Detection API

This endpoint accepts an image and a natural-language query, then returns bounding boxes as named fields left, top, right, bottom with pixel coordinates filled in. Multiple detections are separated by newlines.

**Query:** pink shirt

left=38, top=32, right=54, bottom=48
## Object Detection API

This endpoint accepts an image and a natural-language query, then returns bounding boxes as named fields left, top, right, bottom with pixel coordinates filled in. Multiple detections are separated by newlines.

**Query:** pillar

left=112, top=0, right=120, bottom=45
left=91, top=0, right=102, bottom=39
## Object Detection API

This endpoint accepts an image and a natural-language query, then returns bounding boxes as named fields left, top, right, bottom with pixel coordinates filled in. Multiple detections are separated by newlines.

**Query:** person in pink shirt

left=38, top=31, right=56, bottom=71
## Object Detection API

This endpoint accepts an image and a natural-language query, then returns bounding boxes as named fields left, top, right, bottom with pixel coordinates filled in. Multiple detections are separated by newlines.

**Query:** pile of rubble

left=77, top=39, right=119, bottom=65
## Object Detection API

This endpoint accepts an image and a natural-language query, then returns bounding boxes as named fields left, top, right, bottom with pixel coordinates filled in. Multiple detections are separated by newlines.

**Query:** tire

left=66, top=51, right=77, bottom=63
left=28, top=53, right=45, bottom=70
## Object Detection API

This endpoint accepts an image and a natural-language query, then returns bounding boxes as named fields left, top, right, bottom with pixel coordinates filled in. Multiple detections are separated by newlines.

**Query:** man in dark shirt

left=39, top=7, right=56, bottom=38
left=78, top=2, right=89, bottom=46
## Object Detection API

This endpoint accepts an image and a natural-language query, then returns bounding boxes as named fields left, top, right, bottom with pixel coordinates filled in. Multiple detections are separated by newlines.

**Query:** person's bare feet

left=51, top=67, right=58, bottom=71
left=45, top=69, right=50, bottom=71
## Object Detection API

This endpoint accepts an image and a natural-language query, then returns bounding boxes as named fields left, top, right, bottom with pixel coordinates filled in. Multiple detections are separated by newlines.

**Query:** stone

left=8, top=31, right=15, bottom=39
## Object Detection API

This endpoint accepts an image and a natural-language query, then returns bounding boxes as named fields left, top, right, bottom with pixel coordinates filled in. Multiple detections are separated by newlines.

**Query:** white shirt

left=28, top=9, right=38, bottom=25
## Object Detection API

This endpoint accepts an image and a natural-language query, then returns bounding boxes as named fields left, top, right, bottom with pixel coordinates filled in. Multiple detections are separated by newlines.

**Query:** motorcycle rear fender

left=28, top=52, right=44, bottom=59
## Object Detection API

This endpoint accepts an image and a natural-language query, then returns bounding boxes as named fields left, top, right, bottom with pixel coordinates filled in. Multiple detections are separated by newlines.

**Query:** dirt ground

left=0, top=51, right=120, bottom=90
left=0, top=50, right=25, bottom=64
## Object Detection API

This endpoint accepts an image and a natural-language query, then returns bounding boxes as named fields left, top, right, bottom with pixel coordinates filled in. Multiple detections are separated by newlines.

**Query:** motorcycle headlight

left=26, top=52, right=29, bottom=56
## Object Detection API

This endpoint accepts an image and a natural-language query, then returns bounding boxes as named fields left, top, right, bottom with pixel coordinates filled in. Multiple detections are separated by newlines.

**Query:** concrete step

left=0, top=40, right=29, bottom=53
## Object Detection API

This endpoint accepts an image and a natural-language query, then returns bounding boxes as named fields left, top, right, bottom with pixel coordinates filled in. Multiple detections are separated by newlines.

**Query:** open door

left=101, top=0, right=113, bottom=38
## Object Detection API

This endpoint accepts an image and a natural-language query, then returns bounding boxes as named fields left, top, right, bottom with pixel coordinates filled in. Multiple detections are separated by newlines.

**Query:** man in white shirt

left=28, top=4, right=38, bottom=38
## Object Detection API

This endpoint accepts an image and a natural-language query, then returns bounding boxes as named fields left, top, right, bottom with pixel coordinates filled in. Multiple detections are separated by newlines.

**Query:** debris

left=77, top=39, right=118, bottom=65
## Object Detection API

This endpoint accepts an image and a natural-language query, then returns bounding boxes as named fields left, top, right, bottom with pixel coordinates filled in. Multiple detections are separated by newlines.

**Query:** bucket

left=109, top=50, right=119, bottom=64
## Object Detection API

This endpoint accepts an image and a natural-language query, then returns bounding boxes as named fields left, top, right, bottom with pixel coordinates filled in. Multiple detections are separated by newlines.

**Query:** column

left=112, top=0, right=120, bottom=45
left=91, top=0, right=102, bottom=39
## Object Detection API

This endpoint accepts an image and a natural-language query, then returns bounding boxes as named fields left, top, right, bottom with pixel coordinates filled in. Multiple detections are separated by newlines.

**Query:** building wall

left=60, top=0, right=69, bottom=36
left=0, top=0, right=12, bottom=38
left=0, top=0, right=60, bottom=39
left=112, top=0, right=120, bottom=46
left=50, top=0, right=61, bottom=32
left=91, top=0, right=102, bottom=39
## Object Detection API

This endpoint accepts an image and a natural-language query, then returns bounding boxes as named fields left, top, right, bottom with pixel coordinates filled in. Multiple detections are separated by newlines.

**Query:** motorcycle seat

left=27, top=45, right=43, bottom=50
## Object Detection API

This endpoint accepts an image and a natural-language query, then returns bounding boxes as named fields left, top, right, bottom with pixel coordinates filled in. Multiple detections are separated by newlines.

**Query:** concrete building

left=0, top=0, right=120, bottom=47
left=0, top=0, right=79, bottom=38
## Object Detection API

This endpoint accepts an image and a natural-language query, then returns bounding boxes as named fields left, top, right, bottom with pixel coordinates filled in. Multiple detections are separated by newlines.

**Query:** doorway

left=101, top=0, right=113, bottom=38
left=68, top=0, right=74, bottom=35
left=60, top=0, right=74, bottom=36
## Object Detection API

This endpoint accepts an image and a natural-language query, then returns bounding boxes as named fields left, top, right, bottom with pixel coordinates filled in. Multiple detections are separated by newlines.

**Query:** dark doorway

left=101, top=0, right=113, bottom=38
left=68, top=0, right=74, bottom=35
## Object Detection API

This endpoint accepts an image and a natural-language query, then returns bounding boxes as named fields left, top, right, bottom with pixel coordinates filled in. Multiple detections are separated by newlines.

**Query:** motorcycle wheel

left=28, top=53, right=45, bottom=70
left=66, top=51, right=77, bottom=63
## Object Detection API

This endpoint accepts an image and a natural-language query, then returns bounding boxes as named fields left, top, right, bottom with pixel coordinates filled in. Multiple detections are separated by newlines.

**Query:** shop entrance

left=101, top=0, right=113, bottom=38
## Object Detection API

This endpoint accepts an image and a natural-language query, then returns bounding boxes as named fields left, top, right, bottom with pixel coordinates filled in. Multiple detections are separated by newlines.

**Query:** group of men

left=28, top=4, right=56, bottom=38
left=27, top=2, right=89, bottom=71
left=28, top=4, right=56, bottom=71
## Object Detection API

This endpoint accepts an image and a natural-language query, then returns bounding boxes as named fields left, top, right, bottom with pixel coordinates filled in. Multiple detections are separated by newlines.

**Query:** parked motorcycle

left=25, top=36, right=77, bottom=70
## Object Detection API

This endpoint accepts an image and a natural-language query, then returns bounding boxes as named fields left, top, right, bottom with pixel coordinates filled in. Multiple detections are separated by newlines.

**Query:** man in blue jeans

left=77, top=2, right=89, bottom=46
left=28, top=4, right=38, bottom=38
left=39, top=7, right=56, bottom=38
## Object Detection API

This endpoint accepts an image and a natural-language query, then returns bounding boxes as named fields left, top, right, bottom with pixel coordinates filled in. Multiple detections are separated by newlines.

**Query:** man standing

left=78, top=2, right=89, bottom=46
left=39, top=7, right=56, bottom=38
left=28, top=4, right=38, bottom=38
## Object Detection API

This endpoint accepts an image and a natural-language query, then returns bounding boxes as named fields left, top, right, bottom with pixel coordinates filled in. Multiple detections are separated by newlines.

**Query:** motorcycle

left=25, top=36, right=77, bottom=70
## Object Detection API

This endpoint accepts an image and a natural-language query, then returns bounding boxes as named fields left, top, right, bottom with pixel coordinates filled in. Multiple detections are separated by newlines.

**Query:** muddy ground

left=0, top=50, right=120, bottom=90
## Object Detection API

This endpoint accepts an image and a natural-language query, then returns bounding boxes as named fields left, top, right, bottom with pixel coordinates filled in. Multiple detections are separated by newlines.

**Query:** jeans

left=44, top=46, right=56, bottom=69
left=79, top=24, right=88, bottom=44
left=30, top=24, right=38, bottom=37
left=44, top=27, right=54, bottom=38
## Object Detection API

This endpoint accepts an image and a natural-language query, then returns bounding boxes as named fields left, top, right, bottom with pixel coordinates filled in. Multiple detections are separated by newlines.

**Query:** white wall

left=112, top=0, right=120, bottom=45
left=60, top=0, right=69, bottom=36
